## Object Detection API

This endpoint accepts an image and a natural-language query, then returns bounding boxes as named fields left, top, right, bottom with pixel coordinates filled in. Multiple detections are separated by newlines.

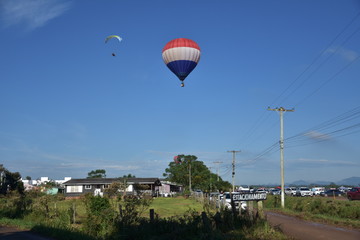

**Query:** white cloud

left=326, top=46, right=359, bottom=62
left=103, top=165, right=140, bottom=171
left=1, top=0, right=71, bottom=30
left=304, top=130, right=331, bottom=141
left=296, top=158, right=358, bottom=166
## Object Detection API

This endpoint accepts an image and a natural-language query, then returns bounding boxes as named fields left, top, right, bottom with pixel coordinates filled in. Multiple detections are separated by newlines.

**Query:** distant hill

left=290, top=180, right=309, bottom=186
left=288, top=177, right=360, bottom=187
left=337, top=177, right=360, bottom=186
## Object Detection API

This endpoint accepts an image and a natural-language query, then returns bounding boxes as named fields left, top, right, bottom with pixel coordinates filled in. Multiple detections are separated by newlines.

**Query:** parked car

left=238, top=185, right=250, bottom=192
left=296, top=187, right=313, bottom=197
left=255, top=189, right=267, bottom=194
left=285, top=187, right=297, bottom=195
left=222, top=192, right=247, bottom=210
left=269, top=189, right=281, bottom=195
left=311, top=187, right=325, bottom=196
left=347, top=187, right=360, bottom=201
left=209, top=192, right=220, bottom=201
left=320, top=189, right=343, bottom=197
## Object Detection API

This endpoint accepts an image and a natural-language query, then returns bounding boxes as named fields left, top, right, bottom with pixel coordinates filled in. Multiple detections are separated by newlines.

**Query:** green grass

left=264, top=195, right=360, bottom=229
left=146, top=196, right=205, bottom=218
left=0, top=217, right=35, bottom=230
left=0, top=195, right=292, bottom=240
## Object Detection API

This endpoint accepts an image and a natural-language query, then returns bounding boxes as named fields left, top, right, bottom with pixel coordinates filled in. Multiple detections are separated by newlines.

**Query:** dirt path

left=0, top=226, right=54, bottom=240
left=265, top=211, right=360, bottom=240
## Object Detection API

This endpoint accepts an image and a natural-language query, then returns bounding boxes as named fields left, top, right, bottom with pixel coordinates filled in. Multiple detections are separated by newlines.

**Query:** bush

left=82, top=194, right=117, bottom=238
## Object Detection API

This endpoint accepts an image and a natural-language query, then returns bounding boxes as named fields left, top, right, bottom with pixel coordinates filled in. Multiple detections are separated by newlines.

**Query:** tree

left=104, top=181, right=128, bottom=199
left=0, top=164, right=24, bottom=195
left=163, top=154, right=231, bottom=192
left=87, top=169, right=106, bottom=178
left=123, top=174, right=136, bottom=178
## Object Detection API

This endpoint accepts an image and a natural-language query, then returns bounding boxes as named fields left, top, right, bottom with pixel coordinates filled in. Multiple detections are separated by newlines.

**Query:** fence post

left=257, top=201, right=264, bottom=219
left=119, top=204, right=123, bottom=217
left=72, top=203, right=76, bottom=224
left=248, top=201, right=254, bottom=221
left=150, top=209, right=154, bottom=222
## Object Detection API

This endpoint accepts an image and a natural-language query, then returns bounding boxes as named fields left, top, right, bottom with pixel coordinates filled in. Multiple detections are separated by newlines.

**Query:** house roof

left=63, top=178, right=161, bottom=186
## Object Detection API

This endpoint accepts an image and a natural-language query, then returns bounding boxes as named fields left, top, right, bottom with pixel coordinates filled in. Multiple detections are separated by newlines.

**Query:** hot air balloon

left=105, top=35, right=122, bottom=56
left=162, top=38, right=201, bottom=87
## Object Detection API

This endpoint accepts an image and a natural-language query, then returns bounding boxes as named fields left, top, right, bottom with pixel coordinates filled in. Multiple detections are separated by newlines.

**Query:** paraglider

left=105, top=35, right=122, bottom=56
left=162, top=38, right=201, bottom=87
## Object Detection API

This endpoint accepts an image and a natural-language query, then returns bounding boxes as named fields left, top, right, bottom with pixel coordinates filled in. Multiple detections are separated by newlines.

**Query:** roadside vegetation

left=264, top=195, right=360, bottom=229
left=0, top=190, right=290, bottom=240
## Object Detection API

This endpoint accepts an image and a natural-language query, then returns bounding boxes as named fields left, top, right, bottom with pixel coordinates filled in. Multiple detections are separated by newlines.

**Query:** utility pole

left=209, top=166, right=212, bottom=193
left=213, top=161, right=223, bottom=181
left=189, top=160, right=192, bottom=192
left=227, top=150, right=241, bottom=192
left=268, top=107, right=294, bottom=208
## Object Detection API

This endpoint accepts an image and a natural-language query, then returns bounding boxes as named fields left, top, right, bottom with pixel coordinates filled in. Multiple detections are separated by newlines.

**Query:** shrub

left=82, top=194, right=117, bottom=238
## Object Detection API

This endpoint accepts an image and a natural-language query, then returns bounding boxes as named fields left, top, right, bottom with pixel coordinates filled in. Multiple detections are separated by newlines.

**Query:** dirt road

left=0, top=226, right=53, bottom=240
left=266, top=211, right=360, bottom=240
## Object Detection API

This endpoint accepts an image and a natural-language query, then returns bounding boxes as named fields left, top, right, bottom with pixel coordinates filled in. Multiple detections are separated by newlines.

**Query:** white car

left=296, top=187, right=313, bottom=197
left=311, top=187, right=325, bottom=195
left=223, top=192, right=247, bottom=210
left=285, top=187, right=297, bottom=195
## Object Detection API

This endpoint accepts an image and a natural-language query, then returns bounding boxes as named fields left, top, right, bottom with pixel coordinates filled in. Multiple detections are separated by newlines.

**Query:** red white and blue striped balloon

left=162, top=38, right=201, bottom=87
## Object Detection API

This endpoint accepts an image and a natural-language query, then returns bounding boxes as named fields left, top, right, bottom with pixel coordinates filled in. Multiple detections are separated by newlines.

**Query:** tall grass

left=264, top=195, right=360, bottom=228
left=0, top=193, right=290, bottom=239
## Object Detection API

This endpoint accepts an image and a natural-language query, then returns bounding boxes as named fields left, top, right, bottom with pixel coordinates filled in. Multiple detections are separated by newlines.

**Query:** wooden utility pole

left=189, top=159, right=192, bottom=192
left=213, top=161, right=223, bottom=181
left=268, top=107, right=294, bottom=208
left=209, top=166, right=212, bottom=192
left=227, top=150, right=241, bottom=192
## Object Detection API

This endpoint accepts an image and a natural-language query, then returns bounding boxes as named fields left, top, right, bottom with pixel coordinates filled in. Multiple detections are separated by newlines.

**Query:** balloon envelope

left=162, top=38, right=201, bottom=83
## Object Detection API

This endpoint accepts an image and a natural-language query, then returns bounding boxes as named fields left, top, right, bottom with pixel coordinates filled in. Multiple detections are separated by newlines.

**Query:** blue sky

left=1, top=0, right=360, bottom=185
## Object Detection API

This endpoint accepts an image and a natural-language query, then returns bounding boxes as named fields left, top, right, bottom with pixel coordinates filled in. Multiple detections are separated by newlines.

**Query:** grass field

left=146, top=196, right=205, bottom=218
left=0, top=195, right=289, bottom=239
left=264, top=195, right=360, bottom=229
left=52, top=196, right=206, bottom=220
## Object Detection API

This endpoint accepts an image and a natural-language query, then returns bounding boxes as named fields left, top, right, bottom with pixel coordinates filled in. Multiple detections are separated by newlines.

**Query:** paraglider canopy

left=105, top=35, right=122, bottom=43
left=105, top=35, right=122, bottom=56
left=162, top=38, right=201, bottom=87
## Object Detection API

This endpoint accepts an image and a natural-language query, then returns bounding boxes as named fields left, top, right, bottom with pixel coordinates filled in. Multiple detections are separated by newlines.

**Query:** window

left=66, top=185, right=83, bottom=193
left=85, top=185, right=91, bottom=189
left=103, top=184, right=109, bottom=189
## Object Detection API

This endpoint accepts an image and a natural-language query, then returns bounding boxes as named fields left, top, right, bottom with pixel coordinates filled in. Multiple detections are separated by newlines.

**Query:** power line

left=288, top=106, right=360, bottom=140
left=278, top=12, right=360, bottom=106
left=294, top=54, right=360, bottom=107
left=237, top=11, right=360, bottom=150
left=283, top=105, right=360, bottom=147
left=213, top=161, right=223, bottom=181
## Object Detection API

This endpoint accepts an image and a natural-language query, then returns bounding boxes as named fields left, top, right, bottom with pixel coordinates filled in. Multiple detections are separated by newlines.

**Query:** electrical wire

left=237, top=11, right=360, bottom=151
left=294, top=54, right=360, bottom=107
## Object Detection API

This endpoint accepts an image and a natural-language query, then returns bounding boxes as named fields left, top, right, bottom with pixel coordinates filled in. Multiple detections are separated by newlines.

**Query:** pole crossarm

left=267, top=107, right=295, bottom=112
